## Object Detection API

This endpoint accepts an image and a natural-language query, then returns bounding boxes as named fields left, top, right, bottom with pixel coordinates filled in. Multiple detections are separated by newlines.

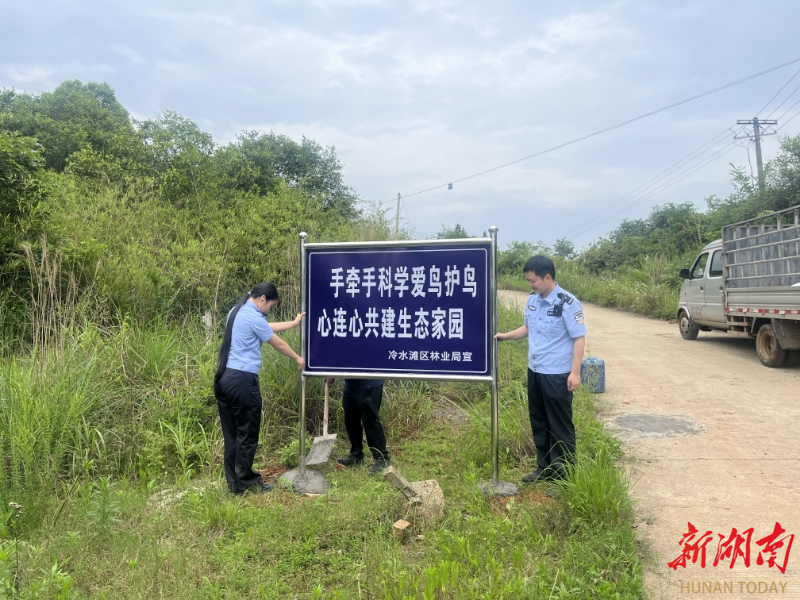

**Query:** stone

left=405, top=480, right=445, bottom=524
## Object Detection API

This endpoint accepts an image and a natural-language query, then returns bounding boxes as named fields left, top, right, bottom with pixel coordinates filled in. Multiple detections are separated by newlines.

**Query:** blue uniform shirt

left=524, top=284, right=586, bottom=374
left=226, top=300, right=275, bottom=374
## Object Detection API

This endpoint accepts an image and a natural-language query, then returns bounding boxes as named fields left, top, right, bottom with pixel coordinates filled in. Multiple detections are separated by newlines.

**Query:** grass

left=0, top=304, right=643, bottom=598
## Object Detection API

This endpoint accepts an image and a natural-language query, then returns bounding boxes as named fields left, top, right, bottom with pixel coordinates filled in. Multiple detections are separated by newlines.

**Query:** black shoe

left=237, top=482, right=273, bottom=495
left=521, top=468, right=552, bottom=484
left=370, top=457, right=390, bottom=475
left=337, top=454, right=364, bottom=468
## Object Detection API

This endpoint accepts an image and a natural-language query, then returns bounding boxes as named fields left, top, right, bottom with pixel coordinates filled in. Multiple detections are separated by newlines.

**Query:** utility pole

left=395, top=193, right=401, bottom=239
left=735, top=117, right=777, bottom=190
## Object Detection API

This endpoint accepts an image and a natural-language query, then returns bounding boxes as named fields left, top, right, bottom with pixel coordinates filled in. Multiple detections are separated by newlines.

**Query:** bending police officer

left=213, top=282, right=305, bottom=494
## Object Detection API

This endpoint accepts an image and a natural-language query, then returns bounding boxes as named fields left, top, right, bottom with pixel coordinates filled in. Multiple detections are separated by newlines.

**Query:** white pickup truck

left=677, top=203, right=800, bottom=367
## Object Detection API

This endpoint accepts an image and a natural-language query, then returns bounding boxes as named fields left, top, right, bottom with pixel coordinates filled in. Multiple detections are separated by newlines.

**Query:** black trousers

left=342, top=384, right=389, bottom=460
left=527, top=370, right=576, bottom=477
left=216, top=368, right=263, bottom=494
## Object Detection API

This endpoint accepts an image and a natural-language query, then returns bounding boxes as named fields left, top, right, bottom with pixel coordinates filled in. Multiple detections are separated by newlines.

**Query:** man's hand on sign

left=295, top=356, right=305, bottom=370
left=293, top=312, right=306, bottom=327
left=495, top=325, right=528, bottom=341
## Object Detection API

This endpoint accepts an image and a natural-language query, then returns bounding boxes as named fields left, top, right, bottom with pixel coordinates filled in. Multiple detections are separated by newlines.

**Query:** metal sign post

left=280, top=232, right=331, bottom=495
left=478, top=227, right=518, bottom=497
left=282, top=228, right=516, bottom=497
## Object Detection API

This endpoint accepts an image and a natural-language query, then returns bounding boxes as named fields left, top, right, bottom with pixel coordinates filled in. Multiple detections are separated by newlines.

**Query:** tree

left=227, top=131, right=360, bottom=219
left=0, top=81, right=136, bottom=172
left=497, top=240, right=549, bottom=275
left=435, top=223, right=470, bottom=239
left=552, top=237, right=576, bottom=259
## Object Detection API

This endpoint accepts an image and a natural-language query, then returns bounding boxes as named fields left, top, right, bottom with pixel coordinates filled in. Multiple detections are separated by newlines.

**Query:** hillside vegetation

left=0, top=80, right=643, bottom=598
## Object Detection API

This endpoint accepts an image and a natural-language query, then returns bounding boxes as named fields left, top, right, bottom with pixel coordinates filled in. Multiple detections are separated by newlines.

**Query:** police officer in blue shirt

left=213, top=282, right=305, bottom=494
left=496, top=256, right=586, bottom=484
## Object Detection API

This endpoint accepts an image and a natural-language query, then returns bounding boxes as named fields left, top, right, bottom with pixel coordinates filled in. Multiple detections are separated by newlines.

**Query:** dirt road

left=500, top=291, right=800, bottom=599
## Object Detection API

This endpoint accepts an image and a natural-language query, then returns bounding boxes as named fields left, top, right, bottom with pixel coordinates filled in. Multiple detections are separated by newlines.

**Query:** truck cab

left=677, top=240, right=726, bottom=338
left=676, top=203, right=800, bottom=367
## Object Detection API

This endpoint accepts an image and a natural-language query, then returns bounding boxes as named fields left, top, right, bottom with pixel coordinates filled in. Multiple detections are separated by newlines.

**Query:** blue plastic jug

left=580, top=357, right=605, bottom=393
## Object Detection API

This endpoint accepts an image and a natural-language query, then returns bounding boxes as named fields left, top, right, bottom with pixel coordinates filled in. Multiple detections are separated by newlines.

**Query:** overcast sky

left=2, top=0, right=799, bottom=248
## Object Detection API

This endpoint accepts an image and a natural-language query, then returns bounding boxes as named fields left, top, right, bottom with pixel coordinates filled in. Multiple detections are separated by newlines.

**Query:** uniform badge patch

left=574, top=311, right=585, bottom=325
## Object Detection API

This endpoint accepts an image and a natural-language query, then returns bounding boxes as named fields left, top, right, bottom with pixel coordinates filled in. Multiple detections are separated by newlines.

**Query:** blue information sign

left=303, top=242, right=492, bottom=378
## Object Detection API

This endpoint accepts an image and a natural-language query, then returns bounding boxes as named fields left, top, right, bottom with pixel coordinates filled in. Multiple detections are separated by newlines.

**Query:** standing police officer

left=495, top=256, right=586, bottom=484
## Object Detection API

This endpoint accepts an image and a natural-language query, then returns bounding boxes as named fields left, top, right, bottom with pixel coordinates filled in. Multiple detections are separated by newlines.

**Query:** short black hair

left=523, top=255, right=556, bottom=280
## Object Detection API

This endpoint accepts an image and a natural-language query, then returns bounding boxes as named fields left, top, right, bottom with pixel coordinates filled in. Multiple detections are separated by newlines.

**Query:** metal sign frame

left=302, top=236, right=494, bottom=382
left=285, top=227, right=516, bottom=496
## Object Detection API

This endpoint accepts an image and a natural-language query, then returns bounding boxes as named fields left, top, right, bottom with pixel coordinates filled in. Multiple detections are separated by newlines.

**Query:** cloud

left=111, top=45, right=147, bottom=66
left=3, top=65, right=52, bottom=83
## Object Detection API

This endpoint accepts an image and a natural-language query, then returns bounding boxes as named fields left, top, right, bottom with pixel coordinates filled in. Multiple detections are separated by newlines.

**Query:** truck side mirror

left=679, top=268, right=692, bottom=279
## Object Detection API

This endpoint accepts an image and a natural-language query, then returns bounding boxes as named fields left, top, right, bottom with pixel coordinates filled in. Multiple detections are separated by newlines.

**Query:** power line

left=561, top=140, right=740, bottom=242
left=774, top=95, right=800, bottom=124
left=765, top=81, right=800, bottom=118
left=776, top=104, right=800, bottom=131
left=554, top=67, right=800, bottom=244
left=396, top=57, right=800, bottom=202
left=758, top=68, right=800, bottom=116
left=557, top=127, right=742, bottom=242
left=779, top=109, right=800, bottom=130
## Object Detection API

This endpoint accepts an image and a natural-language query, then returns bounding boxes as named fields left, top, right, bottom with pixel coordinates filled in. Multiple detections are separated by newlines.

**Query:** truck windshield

left=691, top=253, right=709, bottom=279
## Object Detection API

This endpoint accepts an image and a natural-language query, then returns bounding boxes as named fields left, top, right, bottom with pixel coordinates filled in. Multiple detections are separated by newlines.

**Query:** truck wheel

left=679, top=311, right=699, bottom=340
left=785, top=351, right=800, bottom=368
left=756, top=324, right=788, bottom=368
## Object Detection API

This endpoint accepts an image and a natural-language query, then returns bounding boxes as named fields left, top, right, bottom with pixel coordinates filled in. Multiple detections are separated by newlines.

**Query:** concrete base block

left=477, top=481, right=518, bottom=498
left=280, top=469, right=330, bottom=495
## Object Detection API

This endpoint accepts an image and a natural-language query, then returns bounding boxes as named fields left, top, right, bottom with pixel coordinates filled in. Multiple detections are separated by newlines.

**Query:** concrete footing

left=280, top=469, right=330, bottom=494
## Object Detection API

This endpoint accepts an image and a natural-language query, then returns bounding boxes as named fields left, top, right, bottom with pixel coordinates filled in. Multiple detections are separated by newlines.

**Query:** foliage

left=0, top=129, right=51, bottom=268
left=497, top=240, right=550, bottom=276
left=0, top=80, right=385, bottom=335
left=434, top=223, right=471, bottom=239
left=0, top=75, right=642, bottom=595
left=552, top=237, right=576, bottom=259
left=0, top=302, right=642, bottom=598
left=0, top=81, right=136, bottom=173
